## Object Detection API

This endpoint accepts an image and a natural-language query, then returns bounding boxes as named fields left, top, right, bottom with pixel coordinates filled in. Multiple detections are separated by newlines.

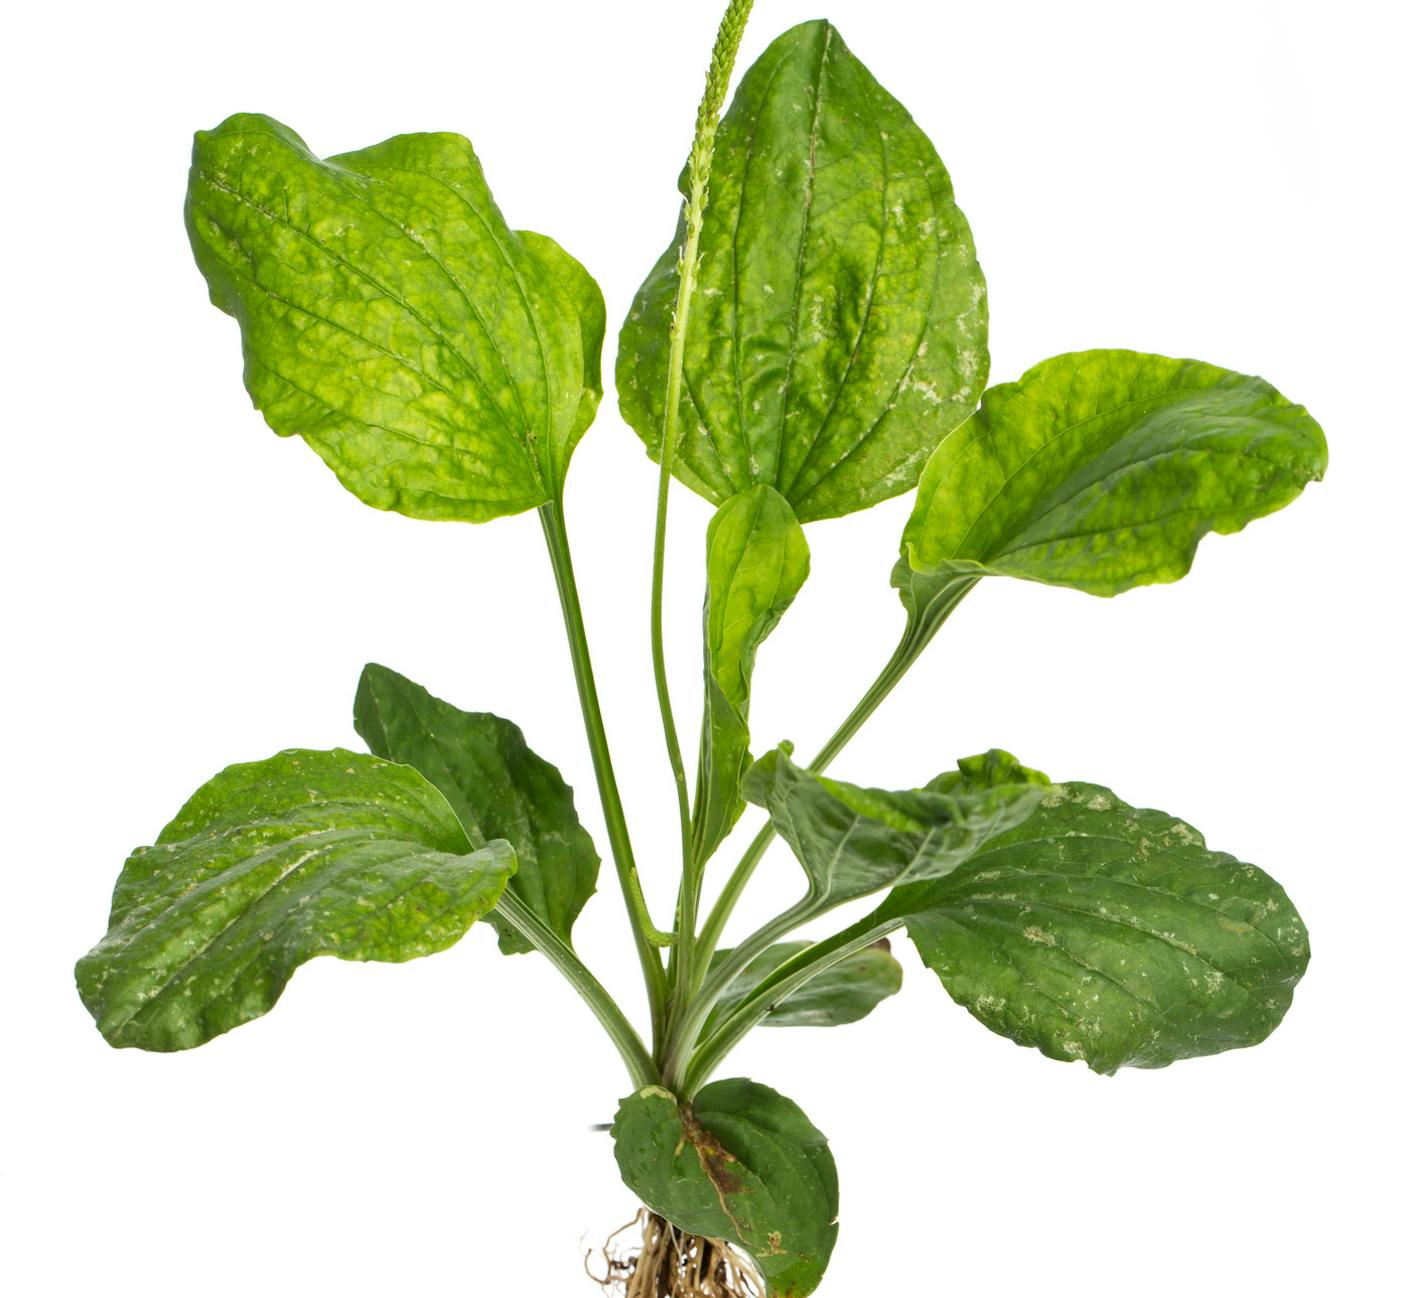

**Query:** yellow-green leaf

left=186, top=114, right=604, bottom=522
left=900, top=350, right=1327, bottom=598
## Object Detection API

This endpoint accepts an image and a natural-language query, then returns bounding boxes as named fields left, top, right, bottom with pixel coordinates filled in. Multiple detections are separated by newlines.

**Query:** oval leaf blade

left=186, top=114, right=605, bottom=522
left=877, top=782, right=1310, bottom=1072
left=353, top=662, right=599, bottom=954
left=618, top=20, right=988, bottom=521
left=694, top=487, right=810, bottom=864
left=746, top=747, right=1051, bottom=914
left=612, top=1079, right=838, bottom=1297
left=76, top=748, right=516, bottom=1050
left=901, top=350, right=1327, bottom=597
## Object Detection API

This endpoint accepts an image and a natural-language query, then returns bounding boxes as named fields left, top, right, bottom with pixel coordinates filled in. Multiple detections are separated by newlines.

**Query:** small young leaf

left=618, top=20, right=988, bottom=521
left=76, top=749, right=515, bottom=1051
left=353, top=663, right=599, bottom=954
left=900, top=350, right=1327, bottom=599
left=612, top=1079, right=838, bottom=1297
left=693, top=487, right=810, bottom=864
left=705, top=939, right=902, bottom=1032
left=746, top=747, right=1050, bottom=914
left=875, top=782, right=1310, bottom=1073
left=186, top=114, right=605, bottom=522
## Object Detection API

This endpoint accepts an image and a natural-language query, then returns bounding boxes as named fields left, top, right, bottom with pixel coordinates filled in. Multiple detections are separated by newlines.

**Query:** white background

left=4, top=1, right=1419, bottom=1293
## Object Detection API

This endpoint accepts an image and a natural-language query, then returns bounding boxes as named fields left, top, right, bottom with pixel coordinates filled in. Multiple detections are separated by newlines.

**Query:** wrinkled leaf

left=705, top=939, right=901, bottom=1032
left=694, top=487, right=810, bottom=864
left=353, top=662, right=598, bottom=954
left=612, top=1079, right=837, bottom=1297
left=876, top=782, right=1310, bottom=1072
left=746, top=746, right=1050, bottom=914
left=618, top=20, right=988, bottom=521
left=900, top=350, right=1327, bottom=598
left=76, top=749, right=515, bottom=1051
left=186, top=114, right=604, bottom=522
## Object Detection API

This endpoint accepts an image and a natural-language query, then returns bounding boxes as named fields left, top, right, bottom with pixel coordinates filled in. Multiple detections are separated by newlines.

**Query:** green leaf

left=900, top=350, right=1327, bottom=599
left=694, top=487, right=810, bottom=864
left=746, top=747, right=1051, bottom=914
left=618, top=20, right=988, bottom=522
left=612, top=1079, right=838, bottom=1297
left=705, top=939, right=902, bottom=1032
left=186, top=114, right=605, bottom=522
left=75, top=749, right=515, bottom=1051
left=353, top=663, right=598, bottom=955
left=875, top=782, right=1310, bottom=1073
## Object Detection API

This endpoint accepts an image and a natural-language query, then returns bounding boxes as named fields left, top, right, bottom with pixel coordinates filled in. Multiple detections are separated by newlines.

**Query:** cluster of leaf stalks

left=76, top=1, right=1326, bottom=1293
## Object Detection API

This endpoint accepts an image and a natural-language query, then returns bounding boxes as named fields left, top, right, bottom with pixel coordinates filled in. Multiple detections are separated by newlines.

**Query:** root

left=588, top=1208, right=765, bottom=1298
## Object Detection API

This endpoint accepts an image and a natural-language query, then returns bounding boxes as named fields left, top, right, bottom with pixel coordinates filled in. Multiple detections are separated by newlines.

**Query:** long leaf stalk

left=653, top=0, right=757, bottom=1023
left=664, top=893, right=821, bottom=1086
left=643, top=578, right=978, bottom=1082
left=540, top=500, right=671, bottom=1040
left=682, top=915, right=904, bottom=1093
left=495, top=892, right=659, bottom=1087
left=690, top=578, right=978, bottom=986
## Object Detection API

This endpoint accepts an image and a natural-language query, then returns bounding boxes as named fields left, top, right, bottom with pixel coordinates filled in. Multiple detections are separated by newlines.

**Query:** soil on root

left=588, top=1208, right=765, bottom=1298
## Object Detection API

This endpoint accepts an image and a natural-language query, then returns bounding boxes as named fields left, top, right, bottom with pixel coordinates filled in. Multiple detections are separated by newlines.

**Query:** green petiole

left=540, top=499, right=672, bottom=1042
left=494, top=891, right=658, bottom=1087
left=681, top=914, right=904, bottom=1093
left=690, top=576, right=978, bottom=988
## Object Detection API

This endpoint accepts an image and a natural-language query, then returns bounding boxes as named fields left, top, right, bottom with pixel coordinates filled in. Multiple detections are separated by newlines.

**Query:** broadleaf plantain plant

left=76, top=4, right=1326, bottom=1294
